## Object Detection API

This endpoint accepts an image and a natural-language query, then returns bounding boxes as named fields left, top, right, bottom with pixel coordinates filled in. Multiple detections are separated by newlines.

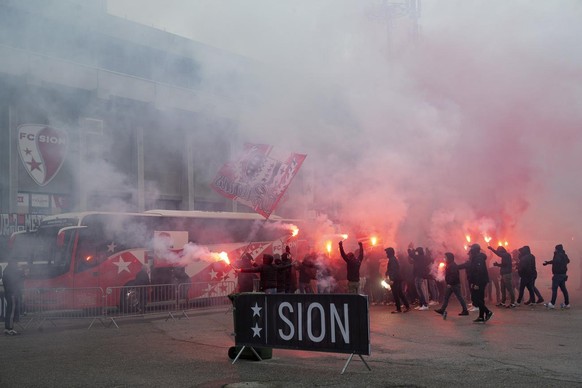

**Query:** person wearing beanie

left=434, top=252, right=469, bottom=319
left=542, top=244, right=571, bottom=309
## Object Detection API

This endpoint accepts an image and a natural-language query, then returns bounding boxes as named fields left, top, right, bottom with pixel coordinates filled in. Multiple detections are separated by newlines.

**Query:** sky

left=106, top=0, right=582, bottom=263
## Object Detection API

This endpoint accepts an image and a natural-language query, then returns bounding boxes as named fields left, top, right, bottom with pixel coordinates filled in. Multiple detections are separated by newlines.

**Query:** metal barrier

left=17, top=281, right=236, bottom=330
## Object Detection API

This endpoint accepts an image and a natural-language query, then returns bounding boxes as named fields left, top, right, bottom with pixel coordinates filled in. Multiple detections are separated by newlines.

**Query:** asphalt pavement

left=1, top=290, right=581, bottom=388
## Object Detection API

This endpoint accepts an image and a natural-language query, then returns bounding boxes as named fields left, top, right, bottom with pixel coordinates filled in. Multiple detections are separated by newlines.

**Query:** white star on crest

left=209, top=268, right=218, bottom=280
left=113, top=257, right=132, bottom=274
left=107, top=242, right=117, bottom=253
left=251, top=302, right=262, bottom=317
left=251, top=323, right=262, bottom=338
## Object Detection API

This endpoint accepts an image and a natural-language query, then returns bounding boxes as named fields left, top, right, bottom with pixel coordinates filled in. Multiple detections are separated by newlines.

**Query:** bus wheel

left=120, top=284, right=140, bottom=313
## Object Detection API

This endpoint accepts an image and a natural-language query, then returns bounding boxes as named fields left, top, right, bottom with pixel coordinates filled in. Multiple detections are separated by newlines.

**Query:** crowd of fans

left=234, top=241, right=572, bottom=323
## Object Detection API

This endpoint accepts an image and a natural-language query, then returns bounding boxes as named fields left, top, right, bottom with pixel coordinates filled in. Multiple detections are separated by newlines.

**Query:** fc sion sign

left=233, top=293, right=370, bottom=356
left=18, top=124, right=68, bottom=186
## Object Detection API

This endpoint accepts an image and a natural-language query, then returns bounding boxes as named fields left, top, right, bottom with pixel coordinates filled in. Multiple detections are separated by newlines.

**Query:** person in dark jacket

left=543, top=244, right=570, bottom=309
left=435, top=252, right=469, bottom=318
left=339, top=241, right=364, bottom=294
left=385, top=247, right=410, bottom=313
left=3, top=259, right=24, bottom=335
left=236, top=253, right=258, bottom=293
left=281, top=246, right=297, bottom=293
left=408, top=246, right=429, bottom=310
left=238, top=254, right=292, bottom=294
left=489, top=245, right=516, bottom=307
left=516, top=246, right=536, bottom=305
left=297, top=254, right=317, bottom=293
left=459, top=244, right=492, bottom=323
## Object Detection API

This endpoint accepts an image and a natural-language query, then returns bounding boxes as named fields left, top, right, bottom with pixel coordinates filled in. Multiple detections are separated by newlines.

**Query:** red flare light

left=218, top=251, right=230, bottom=265
left=370, top=236, right=378, bottom=246
left=438, top=262, right=445, bottom=270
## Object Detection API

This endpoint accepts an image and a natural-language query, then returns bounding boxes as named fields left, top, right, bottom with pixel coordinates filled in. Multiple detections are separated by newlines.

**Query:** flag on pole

left=211, top=143, right=307, bottom=218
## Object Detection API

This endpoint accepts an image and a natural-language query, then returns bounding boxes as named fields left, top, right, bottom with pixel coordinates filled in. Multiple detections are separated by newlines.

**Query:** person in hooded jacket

left=408, top=246, right=429, bottom=310
left=235, top=253, right=258, bottom=293
left=489, top=245, right=516, bottom=308
left=542, top=244, right=570, bottom=309
left=385, top=247, right=410, bottom=313
left=458, top=244, right=492, bottom=323
left=339, top=241, right=364, bottom=294
left=516, top=246, right=536, bottom=305
left=434, top=252, right=469, bottom=318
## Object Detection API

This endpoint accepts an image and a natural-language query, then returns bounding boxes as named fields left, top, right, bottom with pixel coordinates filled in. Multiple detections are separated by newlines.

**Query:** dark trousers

left=471, top=285, right=490, bottom=318
left=500, top=273, right=515, bottom=304
left=391, top=279, right=409, bottom=310
left=550, top=274, right=569, bottom=305
left=5, top=293, right=20, bottom=330
left=440, top=284, right=468, bottom=312
left=517, top=277, right=535, bottom=303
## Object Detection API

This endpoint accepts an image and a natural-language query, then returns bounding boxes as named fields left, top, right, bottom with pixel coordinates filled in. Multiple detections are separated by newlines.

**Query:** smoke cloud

left=53, top=1, right=580, bottom=285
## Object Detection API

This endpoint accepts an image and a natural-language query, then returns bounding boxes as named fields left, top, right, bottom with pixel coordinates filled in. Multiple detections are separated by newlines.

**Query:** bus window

left=75, top=227, right=107, bottom=273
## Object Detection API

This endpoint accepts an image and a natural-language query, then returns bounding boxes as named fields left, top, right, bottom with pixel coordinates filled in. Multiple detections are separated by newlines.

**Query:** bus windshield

left=9, top=222, right=77, bottom=279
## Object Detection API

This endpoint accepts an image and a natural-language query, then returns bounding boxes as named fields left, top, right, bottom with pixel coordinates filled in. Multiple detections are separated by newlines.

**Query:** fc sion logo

left=18, top=124, right=68, bottom=186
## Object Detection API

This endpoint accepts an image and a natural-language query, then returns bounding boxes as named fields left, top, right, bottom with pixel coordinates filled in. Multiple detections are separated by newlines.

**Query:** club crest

left=18, top=124, right=68, bottom=186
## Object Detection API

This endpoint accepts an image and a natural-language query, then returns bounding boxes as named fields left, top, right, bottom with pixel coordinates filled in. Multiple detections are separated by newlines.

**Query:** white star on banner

left=113, top=257, right=131, bottom=274
left=251, top=302, right=262, bottom=317
left=107, top=242, right=117, bottom=253
left=251, top=323, right=262, bottom=338
left=209, top=268, right=218, bottom=280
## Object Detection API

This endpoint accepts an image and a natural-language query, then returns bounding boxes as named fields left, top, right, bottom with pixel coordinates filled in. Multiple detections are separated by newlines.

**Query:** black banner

left=233, top=293, right=370, bottom=355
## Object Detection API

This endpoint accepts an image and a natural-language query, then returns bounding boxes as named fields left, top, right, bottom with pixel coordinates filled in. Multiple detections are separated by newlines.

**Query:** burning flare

left=370, top=236, right=378, bottom=246
left=381, top=279, right=391, bottom=291
left=216, top=251, right=230, bottom=265
left=326, top=240, right=332, bottom=254
left=291, top=227, right=299, bottom=237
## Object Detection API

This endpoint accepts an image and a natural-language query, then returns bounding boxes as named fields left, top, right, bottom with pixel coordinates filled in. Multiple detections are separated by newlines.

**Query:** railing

left=15, top=281, right=236, bottom=330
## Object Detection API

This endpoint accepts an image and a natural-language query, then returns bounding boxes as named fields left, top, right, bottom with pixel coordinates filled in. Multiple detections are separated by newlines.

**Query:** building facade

left=0, top=0, right=277, bottom=251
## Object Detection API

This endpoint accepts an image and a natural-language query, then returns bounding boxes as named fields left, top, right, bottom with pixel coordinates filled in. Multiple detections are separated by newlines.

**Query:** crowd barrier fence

left=13, top=281, right=236, bottom=330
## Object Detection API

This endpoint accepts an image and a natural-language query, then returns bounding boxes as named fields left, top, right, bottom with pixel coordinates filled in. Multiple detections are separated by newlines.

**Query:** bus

left=7, top=210, right=301, bottom=311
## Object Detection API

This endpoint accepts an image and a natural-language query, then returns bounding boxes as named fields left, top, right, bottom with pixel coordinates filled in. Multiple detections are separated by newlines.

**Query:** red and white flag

left=211, top=143, right=307, bottom=218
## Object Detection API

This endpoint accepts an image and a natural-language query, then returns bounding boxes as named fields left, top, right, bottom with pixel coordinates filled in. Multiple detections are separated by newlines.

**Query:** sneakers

left=495, top=303, right=505, bottom=307
left=434, top=309, right=445, bottom=315
left=544, top=302, right=555, bottom=309
left=417, top=305, right=429, bottom=311
left=459, top=311, right=469, bottom=316
left=561, top=304, right=571, bottom=309
left=507, top=303, right=517, bottom=308
left=468, top=306, right=479, bottom=312
left=428, top=300, right=438, bottom=306
left=536, top=298, right=544, bottom=304
left=473, top=317, right=485, bottom=323
left=524, top=301, right=533, bottom=306
left=485, top=311, right=494, bottom=322
left=403, top=307, right=411, bottom=313
left=4, top=329, right=19, bottom=336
